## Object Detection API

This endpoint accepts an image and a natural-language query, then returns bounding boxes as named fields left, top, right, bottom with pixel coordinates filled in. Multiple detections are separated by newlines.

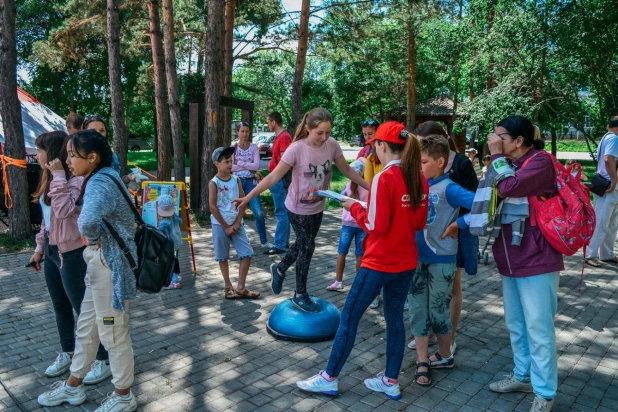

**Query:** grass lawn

left=127, top=151, right=190, bottom=172
left=555, top=139, right=597, bottom=153
left=0, top=232, right=35, bottom=254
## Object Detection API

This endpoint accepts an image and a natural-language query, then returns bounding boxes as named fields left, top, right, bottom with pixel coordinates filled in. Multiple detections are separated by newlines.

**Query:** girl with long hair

left=295, top=121, right=429, bottom=400
left=234, top=108, right=369, bottom=313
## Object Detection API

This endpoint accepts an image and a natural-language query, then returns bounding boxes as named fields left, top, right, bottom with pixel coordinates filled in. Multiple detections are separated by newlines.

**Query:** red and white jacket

left=350, top=160, right=429, bottom=273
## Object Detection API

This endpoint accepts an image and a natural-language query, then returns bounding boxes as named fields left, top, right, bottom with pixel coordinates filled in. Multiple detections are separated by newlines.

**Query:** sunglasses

left=362, top=119, right=379, bottom=128
left=84, top=115, right=105, bottom=122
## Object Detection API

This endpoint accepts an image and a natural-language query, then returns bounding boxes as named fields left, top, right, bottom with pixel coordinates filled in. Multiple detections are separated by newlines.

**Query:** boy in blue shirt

left=409, top=135, right=475, bottom=387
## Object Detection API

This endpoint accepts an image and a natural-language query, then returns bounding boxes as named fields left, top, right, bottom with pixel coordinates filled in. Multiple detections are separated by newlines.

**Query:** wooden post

left=189, top=93, right=203, bottom=210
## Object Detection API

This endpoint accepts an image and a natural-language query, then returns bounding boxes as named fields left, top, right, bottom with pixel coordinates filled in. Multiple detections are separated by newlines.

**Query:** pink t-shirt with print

left=281, top=137, right=344, bottom=215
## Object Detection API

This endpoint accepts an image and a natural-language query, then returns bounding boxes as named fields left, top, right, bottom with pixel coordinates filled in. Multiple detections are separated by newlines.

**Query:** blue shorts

left=337, top=225, right=365, bottom=257
left=456, top=226, right=479, bottom=275
left=212, top=223, right=254, bottom=262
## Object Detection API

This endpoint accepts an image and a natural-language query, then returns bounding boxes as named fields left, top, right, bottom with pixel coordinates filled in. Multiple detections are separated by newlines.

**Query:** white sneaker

left=369, top=296, right=380, bottom=309
left=530, top=395, right=554, bottom=412
left=408, top=335, right=437, bottom=349
left=489, top=372, right=533, bottom=393
left=403, top=300, right=410, bottom=311
left=95, top=391, right=137, bottom=412
left=84, top=360, right=112, bottom=385
left=261, top=241, right=274, bottom=248
left=38, top=381, right=86, bottom=407
left=45, top=352, right=72, bottom=377
left=450, top=341, right=457, bottom=356
left=296, top=371, right=339, bottom=396
left=364, top=373, right=401, bottom=400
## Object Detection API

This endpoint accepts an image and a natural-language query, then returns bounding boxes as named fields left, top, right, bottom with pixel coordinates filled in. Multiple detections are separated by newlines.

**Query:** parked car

left=258, top=135, right=275, bottom=158
left=128, top=136, right=154, bottom=151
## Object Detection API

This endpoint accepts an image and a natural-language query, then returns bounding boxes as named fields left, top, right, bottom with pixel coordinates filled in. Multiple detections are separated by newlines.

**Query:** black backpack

left=101, top=174, right=176, bottom=293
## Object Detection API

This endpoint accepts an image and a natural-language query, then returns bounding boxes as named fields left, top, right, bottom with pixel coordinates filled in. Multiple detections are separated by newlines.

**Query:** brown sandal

left=235, top=288, right=261, bottom=299
left=224, top=286, right=236, bottom=299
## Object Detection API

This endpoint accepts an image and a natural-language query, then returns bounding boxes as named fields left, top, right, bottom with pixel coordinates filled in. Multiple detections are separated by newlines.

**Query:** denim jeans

left=239, top=177, right=267, bottom=244
left=337, top=225, right=365, bottom=257
left=270, top=178, right=290, bottom=250
left=456, top=226, right=479, bottom=275
left=44, top=237, right=108, bottom=360
left=325, top=267, right=414, bottom=379
left=502, top=272, right=559, bottom=399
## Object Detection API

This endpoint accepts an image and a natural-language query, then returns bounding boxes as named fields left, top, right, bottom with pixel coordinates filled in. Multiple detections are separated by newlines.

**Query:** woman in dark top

left=408, top=121, right=478, bottom=356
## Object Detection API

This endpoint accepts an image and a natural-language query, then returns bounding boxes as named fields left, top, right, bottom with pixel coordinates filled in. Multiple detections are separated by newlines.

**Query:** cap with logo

left=211, top=146, right=236, bottom=164
left=157, top=194, right=176, bottom=217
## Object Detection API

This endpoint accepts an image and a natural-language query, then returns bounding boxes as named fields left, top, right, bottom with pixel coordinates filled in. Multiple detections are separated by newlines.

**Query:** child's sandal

left=428, top=350, right=454, bottom=369
left=414, top=362, right=432, bottom=387
left=224, top=286, right=236, bottom=299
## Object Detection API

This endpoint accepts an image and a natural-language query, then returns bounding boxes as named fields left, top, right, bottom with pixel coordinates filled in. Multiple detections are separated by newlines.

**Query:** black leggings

left=278, top=211, right=323, bottom=295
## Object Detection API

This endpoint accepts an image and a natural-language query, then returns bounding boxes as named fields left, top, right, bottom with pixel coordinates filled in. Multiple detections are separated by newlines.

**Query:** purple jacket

left=35, top=171, right=85, bottom=254
left=490, top=149, right=564, bottom=277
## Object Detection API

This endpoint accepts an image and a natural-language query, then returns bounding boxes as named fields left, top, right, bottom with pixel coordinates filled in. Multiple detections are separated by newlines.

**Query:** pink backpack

left=524, top=151, right=595, bottom=257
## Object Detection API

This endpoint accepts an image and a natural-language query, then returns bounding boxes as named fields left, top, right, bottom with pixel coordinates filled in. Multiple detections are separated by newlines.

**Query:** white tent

left=0, top=87, right=67, bottom=155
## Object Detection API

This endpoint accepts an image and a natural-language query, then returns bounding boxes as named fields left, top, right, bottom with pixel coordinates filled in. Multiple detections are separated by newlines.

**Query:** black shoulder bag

left=101, top=174, right=176, bottom=293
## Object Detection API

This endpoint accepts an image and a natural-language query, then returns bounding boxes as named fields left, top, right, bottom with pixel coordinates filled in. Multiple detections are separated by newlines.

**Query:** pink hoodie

left=35, top=170, right=85, bottom=254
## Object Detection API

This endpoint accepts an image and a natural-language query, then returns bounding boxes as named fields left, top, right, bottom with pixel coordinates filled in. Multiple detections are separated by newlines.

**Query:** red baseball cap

left=365, top=121, right=410, bottom=145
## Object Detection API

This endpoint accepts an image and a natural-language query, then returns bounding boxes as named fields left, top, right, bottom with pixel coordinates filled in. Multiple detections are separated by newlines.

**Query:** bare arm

left=208, top=181, right=230, bottom=229
left=233, top=160, right=292, bottom=210
left=334, top=155, right=370, bottom=190
left=232, top=178, right=247, bottom=228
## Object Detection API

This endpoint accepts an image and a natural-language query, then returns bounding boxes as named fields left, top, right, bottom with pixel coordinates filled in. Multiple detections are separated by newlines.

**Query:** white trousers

left=69, top=246, right=134, bottom=389
left=586, top=190, right=618, bottom=260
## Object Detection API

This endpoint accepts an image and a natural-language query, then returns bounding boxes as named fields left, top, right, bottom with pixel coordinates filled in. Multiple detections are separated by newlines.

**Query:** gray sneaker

left=45, top=352, right=72, bottom=377
left=489, top=372, right=533, bottom=393
left=530, top=396, right=554, bottom=412
left=95, top=391, right=137, bottom=412
left=369, top=295, right=380, bottom=309
left=291, top=293, right=319, bottom=313
left=38, top=381, right=86, bottom=407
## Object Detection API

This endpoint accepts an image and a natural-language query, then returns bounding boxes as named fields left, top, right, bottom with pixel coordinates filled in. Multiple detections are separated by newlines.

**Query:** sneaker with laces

left=84, top=360, right=112, bottom=385
left=270, top=263, right=285, bottom=294
left=296, top=371, right=339, bottom=396
left=38, top=381, right=86, bottom=407
left=407, top=335, right=437, bottom=349
left=530, top=396, right=554, bottom=412
left=291, top=293, right=319, bottom=313
left=369, top=295, right=380, bottom=309
left=261, top=241, right=274, bottom=249
left=45, top=352, right=72, bottom=377
left=364, top=373, right=401, bottom=400
left=94, top=391, right=137, bottom=412
left=489, top=372, right=533, bottom=393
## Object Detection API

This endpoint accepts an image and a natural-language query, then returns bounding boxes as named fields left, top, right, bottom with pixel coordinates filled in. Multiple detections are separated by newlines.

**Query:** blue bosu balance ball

left=267, top=297, right=341, bottom=342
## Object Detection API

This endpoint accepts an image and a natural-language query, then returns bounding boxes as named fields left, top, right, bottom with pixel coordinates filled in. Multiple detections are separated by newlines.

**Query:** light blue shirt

left=597, top=132, right=618, bottom=180
left=39, top=195, right=51, bottom=229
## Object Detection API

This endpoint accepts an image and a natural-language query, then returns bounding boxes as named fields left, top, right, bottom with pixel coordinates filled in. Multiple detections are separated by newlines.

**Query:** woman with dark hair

left=356, top=119, right=379, bottom=160
left=486, top=115, right=562, bottom=412
left=82, top=115, right=121, bottom=174
left=232, top=122, right=272, bottom=248
left=28, top=131, right=109, bottom=380
left=66, top=113, right=84, bottom=134
left=408, top=121, right=478, bottom=356
left=38, top=129, right=138, bottom=412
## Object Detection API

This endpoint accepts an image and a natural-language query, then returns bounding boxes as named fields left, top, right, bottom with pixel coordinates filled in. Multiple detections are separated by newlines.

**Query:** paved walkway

left=0, top=211, right=617, bottom=411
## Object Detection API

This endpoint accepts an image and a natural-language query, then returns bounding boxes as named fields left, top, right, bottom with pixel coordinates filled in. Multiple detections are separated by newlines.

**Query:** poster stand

left=140, top=181, right=197, bottom=274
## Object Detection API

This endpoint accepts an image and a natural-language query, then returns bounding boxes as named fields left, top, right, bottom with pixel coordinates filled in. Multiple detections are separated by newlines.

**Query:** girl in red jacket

left=296, top=121, right=429, bottom=400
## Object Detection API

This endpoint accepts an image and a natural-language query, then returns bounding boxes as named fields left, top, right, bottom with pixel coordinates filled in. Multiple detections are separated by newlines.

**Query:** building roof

left=384, top=96, right=465, bottom=118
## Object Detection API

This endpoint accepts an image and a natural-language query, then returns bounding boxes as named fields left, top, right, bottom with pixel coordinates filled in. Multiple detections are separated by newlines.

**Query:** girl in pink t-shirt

left=234, top=108, right=369, bottom=312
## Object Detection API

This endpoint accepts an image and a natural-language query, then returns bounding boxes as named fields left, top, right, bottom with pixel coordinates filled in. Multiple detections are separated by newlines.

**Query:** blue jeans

left=270, top=179, right=290, bottom=250
left=239, top=177, right=267, bottom=244
left=325, top=267, right=414, bottom=379
left=502, top=272, right=559, bottom=399
left=337, top=225, right=365, bottom=256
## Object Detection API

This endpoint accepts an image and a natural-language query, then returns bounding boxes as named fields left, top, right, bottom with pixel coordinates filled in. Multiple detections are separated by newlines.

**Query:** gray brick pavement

left=0, top=210, right=617, bottom=411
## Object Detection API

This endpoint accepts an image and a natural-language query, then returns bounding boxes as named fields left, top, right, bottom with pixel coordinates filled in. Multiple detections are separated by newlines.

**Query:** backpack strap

left=519, top=151, right=550, bottom=227
left=99, top=171, right=145, bottom=226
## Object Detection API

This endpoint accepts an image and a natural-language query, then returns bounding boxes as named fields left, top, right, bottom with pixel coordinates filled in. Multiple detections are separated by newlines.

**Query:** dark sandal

left=235, top=288, right=261, bottom=299
left=428, top=350, right=454, bottom=369
left=224, top=286, right=236, bottom=299
left=415, top=362, right=432, bottom=386
left=585, top=258, right=602, bottom=267
left=601, top=257, right=618, bottom=264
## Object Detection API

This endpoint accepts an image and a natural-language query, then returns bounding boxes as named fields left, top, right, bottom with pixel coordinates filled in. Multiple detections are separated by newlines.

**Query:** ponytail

left=400, top=136, right=424, bottom=208
left=293, top=108, right=334, bottom=143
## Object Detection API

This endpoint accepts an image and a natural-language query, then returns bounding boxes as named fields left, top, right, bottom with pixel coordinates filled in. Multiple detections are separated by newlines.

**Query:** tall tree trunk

left=162, top=0, right=185, bottom=183
left=200, top=0, right=225, bottom=216
left=223, top=0, right=236, bottom=146
left=148, top=0, right=172, bottom=181
left=289, top=0, right=310, bottom=135
left=486, top=0, right=495, bottom=90
left=451, top=0, right=463, bottom=133
left=406, top=0, right=417, bottom=132
left=106, top=0, right=128, bottom=175
left=0, top=0, right=30, bottom=239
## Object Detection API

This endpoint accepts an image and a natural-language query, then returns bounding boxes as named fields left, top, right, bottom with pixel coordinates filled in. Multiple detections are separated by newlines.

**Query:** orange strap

left=0, top=155, right=28, bottom=209
left=128, top=162, right=158, bottom=180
